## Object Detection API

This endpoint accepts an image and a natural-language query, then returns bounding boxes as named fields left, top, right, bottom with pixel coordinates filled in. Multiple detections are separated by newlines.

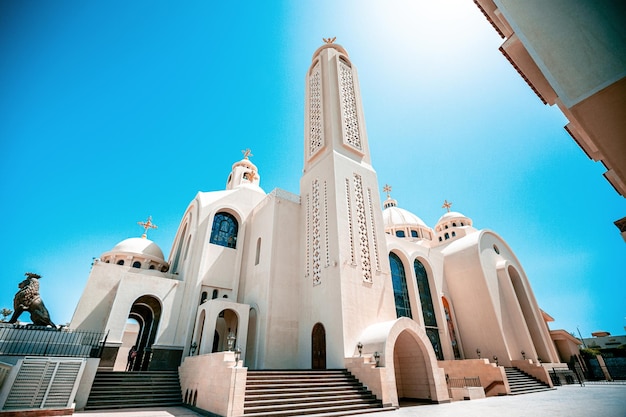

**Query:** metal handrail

left=0, top=324, right=106, bottom=358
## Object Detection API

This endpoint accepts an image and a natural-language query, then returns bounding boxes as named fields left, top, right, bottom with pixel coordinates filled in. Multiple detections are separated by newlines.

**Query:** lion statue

left=8, top=272, right=56, bottom=327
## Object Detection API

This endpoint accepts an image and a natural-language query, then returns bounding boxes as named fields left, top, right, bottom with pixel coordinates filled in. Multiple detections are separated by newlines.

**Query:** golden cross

left=323, top=37, right=336, bottom=44
left=383, top=184, right=392, bottom=199
left=246, top=171, right=256, bottom=182
left=138, top=216, right=158, bottom=238
left=442, top=200, right=452, bottom=213
left=241, top=148, right=253, bottom=159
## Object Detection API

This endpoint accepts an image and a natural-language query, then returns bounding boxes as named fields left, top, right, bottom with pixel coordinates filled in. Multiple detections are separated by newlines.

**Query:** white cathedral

left=70, top=41, right=568, bottom=415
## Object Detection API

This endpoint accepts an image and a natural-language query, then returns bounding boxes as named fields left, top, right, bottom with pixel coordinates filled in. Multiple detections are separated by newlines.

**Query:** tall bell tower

left=299, top=40, right=396, bottom=369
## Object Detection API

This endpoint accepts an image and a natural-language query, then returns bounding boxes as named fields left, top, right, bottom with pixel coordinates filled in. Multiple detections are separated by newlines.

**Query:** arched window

left=212, top=289, right=218, bottom=299
left=132, top=261, right=141, bottom=268
left=117, top=260, right=125, bottom=266
left=414, top=259, right=442, bottom=360
left=200, top=292, right=208, bottom=304
left=210, top=212, right=238, bottom=248
left=444, top=232, right=450, bottom=240
left=395, top=230, right=405, bottom=238
left=389, top=253, right=412, bottom=319
left=411, top=230, right=418, bottom=238
left=451, top=231, right=456, bottom=237
left=452, top=222, right=457, bottom=227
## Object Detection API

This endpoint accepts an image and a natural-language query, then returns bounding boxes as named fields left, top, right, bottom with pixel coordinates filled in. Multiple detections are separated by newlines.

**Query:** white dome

left=109, top=237, right=166, bottom=261
left=436, top=211, right=468, bottom=225
left=383, top=206, right=428, bottom=229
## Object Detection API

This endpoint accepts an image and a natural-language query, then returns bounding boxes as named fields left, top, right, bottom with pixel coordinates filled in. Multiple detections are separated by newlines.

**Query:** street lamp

left=190, top=342, right=197, bottom=356
left=373, top=351, right=380, bottom=367
left=476, top=348, right=481, bottom=359
left=521, top=350, right=526, bottom=360
left=357, top=342, right=363, bottom=357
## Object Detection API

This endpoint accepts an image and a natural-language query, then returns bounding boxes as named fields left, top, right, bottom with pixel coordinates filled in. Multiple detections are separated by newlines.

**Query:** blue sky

left=1, top=1, right=624, bottom=338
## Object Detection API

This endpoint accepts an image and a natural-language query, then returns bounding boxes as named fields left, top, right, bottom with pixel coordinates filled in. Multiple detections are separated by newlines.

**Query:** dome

left=383, top=206, right=428, bottom=229
left=436, top=211, right=467, bottom=225
left=109, top=237, right=166, bottom=261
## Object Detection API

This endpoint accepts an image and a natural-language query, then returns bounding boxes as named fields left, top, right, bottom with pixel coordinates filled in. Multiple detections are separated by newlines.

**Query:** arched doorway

left=311, top=323, right=326, bottom=370
left=213, top=308, right=239, bottom=352
left=127, top=295, right=162, bottom=371
left=394, top=330, right=431, bottom=402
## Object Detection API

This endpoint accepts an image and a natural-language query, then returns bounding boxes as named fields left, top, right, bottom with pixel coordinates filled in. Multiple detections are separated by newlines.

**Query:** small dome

left=436, top=211, right=468, bottom=225
left=384, top=206, right=428, bottom=229
left=109, top=237, right=166, bottom=261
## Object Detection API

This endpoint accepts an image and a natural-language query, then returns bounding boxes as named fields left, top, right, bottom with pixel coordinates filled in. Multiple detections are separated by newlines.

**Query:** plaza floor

left=75, top=383, right=626, bottom=417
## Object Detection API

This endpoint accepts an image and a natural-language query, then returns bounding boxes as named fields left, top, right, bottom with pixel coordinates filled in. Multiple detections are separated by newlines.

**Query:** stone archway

left=127, top=295, right=162, bottom=371
left=394, top=330, right=432, bottom=402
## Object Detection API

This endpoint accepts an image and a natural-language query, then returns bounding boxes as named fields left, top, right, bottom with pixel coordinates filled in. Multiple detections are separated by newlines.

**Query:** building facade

left=70, top=41, right=565, bottom=415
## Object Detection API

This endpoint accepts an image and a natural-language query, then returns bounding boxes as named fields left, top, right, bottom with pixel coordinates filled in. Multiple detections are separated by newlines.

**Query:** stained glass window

left=389, top=253, right=412, bottom=319
left=209, top=212, right=238, bottom=249
left=415, top=259, right=443, bottom=360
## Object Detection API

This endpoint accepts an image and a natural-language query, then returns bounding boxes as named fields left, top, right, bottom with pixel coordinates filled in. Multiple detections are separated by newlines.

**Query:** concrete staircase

left=243, top=369, right=385, bottom=416
left=85, top=370, right=182, bottom=410
left=505, top=367, right=552, bottom=395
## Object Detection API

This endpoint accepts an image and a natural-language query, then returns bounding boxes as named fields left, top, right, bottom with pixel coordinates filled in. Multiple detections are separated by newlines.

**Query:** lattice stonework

left=309, top=62, right=324, bottom=158
left=354, top=174, right=372, bottom=282
left=324, top=181, right=330, bottom=267
left=345, top=178, right=355, bottom=264
left=367, top=187, right=381, bottom=271
left=339, top=60, right=361, bottom=151
left=306, top=195, right=310, bottom=278
left=312, top=180, right=322, bottom=285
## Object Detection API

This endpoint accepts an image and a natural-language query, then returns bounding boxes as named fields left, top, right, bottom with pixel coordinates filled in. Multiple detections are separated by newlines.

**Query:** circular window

left=493, top=244, right=500, bottom=254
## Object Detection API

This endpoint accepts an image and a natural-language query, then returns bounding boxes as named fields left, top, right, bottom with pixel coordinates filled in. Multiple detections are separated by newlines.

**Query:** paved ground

left=75, top=384, right=626, bottom=417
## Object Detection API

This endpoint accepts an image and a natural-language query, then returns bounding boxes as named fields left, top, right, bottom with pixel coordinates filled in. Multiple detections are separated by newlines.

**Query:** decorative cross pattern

left=339, top=61, right=361, bottom=150
left=312, top=179, right=322, bottom=285
left=354, top=174, right=372, bottom=282
left=309, top=63, right=323, bottom=157
left=138, top=216, right=158, bottom=238
left=442, top=200, right=452, bottom=212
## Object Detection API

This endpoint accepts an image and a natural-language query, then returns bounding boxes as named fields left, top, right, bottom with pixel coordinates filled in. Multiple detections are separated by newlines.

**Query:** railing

left=0, top=324, right=107, bottom=358
left=447, top=376, right=482, bottom=388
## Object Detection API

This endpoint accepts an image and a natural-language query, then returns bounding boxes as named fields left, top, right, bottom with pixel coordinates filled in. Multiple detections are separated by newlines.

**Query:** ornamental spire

left=322, top=36, right=336, bottom=44
left=138, top=216, right=158, bottom=239
left=241, top=148, right=253, bottom=159
left=442, top=200, right=452, bottom=213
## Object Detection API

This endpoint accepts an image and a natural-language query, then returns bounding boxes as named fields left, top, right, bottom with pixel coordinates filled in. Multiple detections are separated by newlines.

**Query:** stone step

left=242, top=369, right=384, bottom=417
left=85, top=370, right=182, bottom=410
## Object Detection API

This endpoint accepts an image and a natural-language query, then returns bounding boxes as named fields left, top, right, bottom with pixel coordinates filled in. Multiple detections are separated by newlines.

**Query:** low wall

left=345, top=356, right=396, bottom=407
left=449, top=386, right=485, bottom=401
left=511, top=359, right=553, bottom=387
left=179, top=352, right=246, bottom=417
left=439, top=359, right=509, bottom=397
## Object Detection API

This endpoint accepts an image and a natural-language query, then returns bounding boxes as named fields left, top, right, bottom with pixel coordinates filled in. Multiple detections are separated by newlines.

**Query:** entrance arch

left=394, top=330, right=431, bottom=401
left=356, top=318, right=449, bottom=406
left=127, top=295, right=162, bottom=371
left=311, top=323, right=326, bottom=370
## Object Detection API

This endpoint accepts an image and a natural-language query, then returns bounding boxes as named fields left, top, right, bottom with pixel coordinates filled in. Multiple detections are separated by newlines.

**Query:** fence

left=0, top=324, right=106, bottom=358
left=447, top=376, right=482, bottom=388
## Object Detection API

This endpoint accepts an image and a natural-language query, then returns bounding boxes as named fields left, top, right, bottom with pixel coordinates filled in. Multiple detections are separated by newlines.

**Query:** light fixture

left=493, top=355, right=498, bottom=366
left=476, top=348, right=481, bottom=359
left=521, top=350, right=526, bottom=360
left=227, top=331, right=236, bottom=351
left=373, top=351, right=380, bottom=367
left=234, top=346, right=241, bottom=366
left=357, top=342, right=363, bottom=357
left=190, top=342, right=197, bottom=356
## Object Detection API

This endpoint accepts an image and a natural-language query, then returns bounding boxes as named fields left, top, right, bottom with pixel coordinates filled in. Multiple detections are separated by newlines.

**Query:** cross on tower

left=383, top=184, right=392, bottom=199
left=138, top=216, right=158, bottom=238
left=241, top=148, right=253, bottom=159
left=442, top=200, right=453, bottom=213
left=323, top=37, right=336, bottom=44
